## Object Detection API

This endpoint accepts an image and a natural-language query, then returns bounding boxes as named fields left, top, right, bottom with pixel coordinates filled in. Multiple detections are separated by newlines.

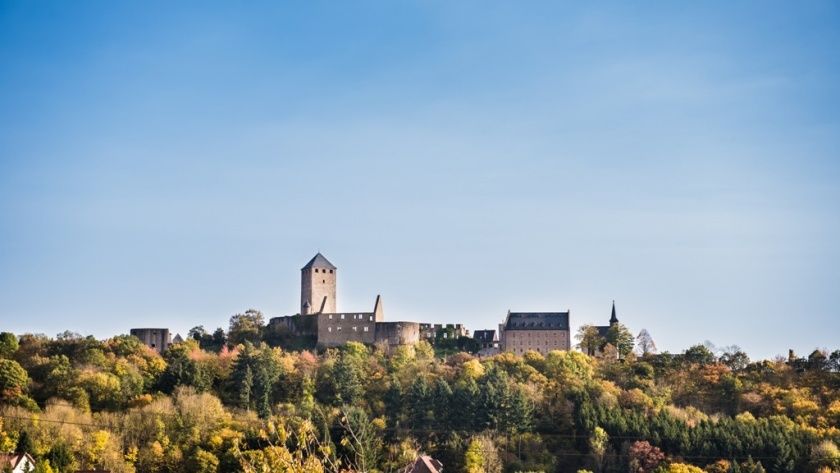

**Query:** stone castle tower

left=301, top=253, right=337, bottom=315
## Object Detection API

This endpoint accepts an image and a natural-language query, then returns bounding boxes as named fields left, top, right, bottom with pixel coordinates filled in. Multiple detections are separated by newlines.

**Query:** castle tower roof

left=302, top=253, right=336, bottom=270
left=609, top=300, right=618, bottom=325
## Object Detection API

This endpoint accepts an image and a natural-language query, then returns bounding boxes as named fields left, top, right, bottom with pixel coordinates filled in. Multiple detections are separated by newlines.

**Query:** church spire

left=609, top=300, right=618, bottom=325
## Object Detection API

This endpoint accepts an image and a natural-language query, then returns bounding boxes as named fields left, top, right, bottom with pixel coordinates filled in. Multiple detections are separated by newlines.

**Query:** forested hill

left=0, top=331, right=838, bottom=473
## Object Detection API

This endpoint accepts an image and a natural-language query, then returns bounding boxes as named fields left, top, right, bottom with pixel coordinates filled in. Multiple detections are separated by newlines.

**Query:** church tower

left=301, top=253, right=337, bottom=315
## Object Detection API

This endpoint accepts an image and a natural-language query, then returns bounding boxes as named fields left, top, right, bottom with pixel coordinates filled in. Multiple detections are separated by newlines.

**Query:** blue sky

left=1, top=1, right=838, bottom=359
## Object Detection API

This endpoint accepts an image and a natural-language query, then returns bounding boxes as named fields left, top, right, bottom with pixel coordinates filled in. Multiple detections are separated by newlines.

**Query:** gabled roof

left=505, top=312, right=570, bottom=330
left=402, top=454, right=443, bottom=473
left=301, top=253, right=336, bottom=270
left=0, top=453, right=34, bottom=470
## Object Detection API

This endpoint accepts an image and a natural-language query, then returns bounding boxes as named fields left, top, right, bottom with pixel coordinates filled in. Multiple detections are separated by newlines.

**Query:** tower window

left=329, top=269, right=333, bottom=273
left=323, top=280, right=325, bottom=283
left=315, top=268, right=318, bottom=273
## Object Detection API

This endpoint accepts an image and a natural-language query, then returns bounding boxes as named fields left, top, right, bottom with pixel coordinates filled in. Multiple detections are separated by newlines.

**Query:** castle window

left=328, top=314, right=332, bottom=319
left=323, top=280, right=325, bottom=283
left=329, top=269, right=333, bottom=273
left=341, top=314, right=345, bottom=319
left=337, top=326, right=342, bottom=331
left=369, top=315, right=373, bottom=321
left=363, top=326, right=369, bottom=332
left=315, top=268, right=318, bottom=273
left=353, top=326, right=357, bottom=332
left=328, top=327, right=332, bottom=333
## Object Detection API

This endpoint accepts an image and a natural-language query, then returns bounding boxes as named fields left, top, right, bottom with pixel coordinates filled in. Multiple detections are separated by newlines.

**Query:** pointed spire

left=609, top=300, right=618, bottom=325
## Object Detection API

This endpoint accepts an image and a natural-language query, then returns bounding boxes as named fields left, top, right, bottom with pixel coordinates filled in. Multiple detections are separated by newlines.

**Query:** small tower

left=609, top=300, right=619, bottom=326
left=301, top=253, right=337, bottom=315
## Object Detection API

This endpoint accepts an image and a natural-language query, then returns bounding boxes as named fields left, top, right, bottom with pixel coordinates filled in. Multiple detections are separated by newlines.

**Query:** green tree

left=683, top=344, right=715, bottom=365
left=589, top=426, right=608, bottom=473
left=15, top=430, right=34, bottom=454
left=605, top=323, right=635, bottom=359
left=340, top=406, right=383, bottom=473
left=159, top=340, right=214, bottom=393
left=719, top=346, right=750, bottom=370
left=228, top=309, right=264, bottom=346
left=0, top=333, right=18, bottom=358
left=47, top=442, right=75, bottom=473
left=0, top=358, right=29, bottom=402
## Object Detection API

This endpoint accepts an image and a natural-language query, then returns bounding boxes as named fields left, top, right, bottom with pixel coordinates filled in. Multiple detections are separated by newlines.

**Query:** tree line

left=0, top=314, right=838, bottom=473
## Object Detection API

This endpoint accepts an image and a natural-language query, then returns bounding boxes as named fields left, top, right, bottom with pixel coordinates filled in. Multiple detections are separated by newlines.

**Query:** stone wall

left=130, top=328, right=171, bottom=353
left=301, top=266, right=336, bottom=314
left=375, top=322, right=421, bottom=346
left=502, top=329, right=569, bottom=355
left=316, top=312, right=377, bottom=347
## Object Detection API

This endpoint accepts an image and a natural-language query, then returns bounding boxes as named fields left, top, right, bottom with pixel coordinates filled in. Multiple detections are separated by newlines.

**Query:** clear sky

left=1, top=1, right=838, bottom=360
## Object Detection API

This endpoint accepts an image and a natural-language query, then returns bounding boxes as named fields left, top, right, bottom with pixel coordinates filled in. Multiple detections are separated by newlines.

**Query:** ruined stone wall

left=375, top=322, right=420, bottom=346
left=130, top=328, right=171, bottom=353
left=316, top=312, right=376, bottom=347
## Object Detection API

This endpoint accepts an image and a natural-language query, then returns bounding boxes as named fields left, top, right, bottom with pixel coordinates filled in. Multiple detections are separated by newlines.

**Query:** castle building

left=499, top=311, right=571, bottom=355
left=269, top=253, right=420, bottom=348
left=301, top=253, right=337, bottom=314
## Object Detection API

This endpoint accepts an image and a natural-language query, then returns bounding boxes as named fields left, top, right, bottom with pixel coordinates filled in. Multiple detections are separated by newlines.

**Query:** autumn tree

left=627, top=441, right=665, bottom=473
left=577, top=325, right=603, bottom=356
left=589, top=426, right=608, bottom=473
left=0, top=358, right=30, bottom=405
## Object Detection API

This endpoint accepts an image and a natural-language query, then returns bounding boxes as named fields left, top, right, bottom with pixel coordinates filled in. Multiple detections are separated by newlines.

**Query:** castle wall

left=375, top=322, right=420, bottom=346
left=130, top=328, right=171, bottom=353
left=316, top=312, right=376, bottom=347
left=267, top=314, right=318, bottom=337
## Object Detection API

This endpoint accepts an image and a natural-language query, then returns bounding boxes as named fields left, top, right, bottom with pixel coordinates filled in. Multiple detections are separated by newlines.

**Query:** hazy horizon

left=2, top=1, right=839, bottom=360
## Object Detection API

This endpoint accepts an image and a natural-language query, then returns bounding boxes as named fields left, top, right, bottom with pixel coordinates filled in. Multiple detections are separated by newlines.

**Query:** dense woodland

left=0, top=312, right=838, bottom=473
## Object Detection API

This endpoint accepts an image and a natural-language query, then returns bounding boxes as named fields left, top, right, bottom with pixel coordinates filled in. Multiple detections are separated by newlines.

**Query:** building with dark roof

left=499, top=311, right=571, bottom=355
left=474, top=329, right=499, bottom=356
left=595, top=301, right=620, bottom=338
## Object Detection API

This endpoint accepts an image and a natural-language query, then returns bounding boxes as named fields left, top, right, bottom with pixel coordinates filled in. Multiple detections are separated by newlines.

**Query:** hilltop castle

left=130, top=252, right=625, bottom=356
left=268, top=253, right=421, bottom=348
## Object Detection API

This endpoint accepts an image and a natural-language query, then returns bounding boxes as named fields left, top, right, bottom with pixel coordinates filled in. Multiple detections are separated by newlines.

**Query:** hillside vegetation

left=0, top=328, right=838, bottom=473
